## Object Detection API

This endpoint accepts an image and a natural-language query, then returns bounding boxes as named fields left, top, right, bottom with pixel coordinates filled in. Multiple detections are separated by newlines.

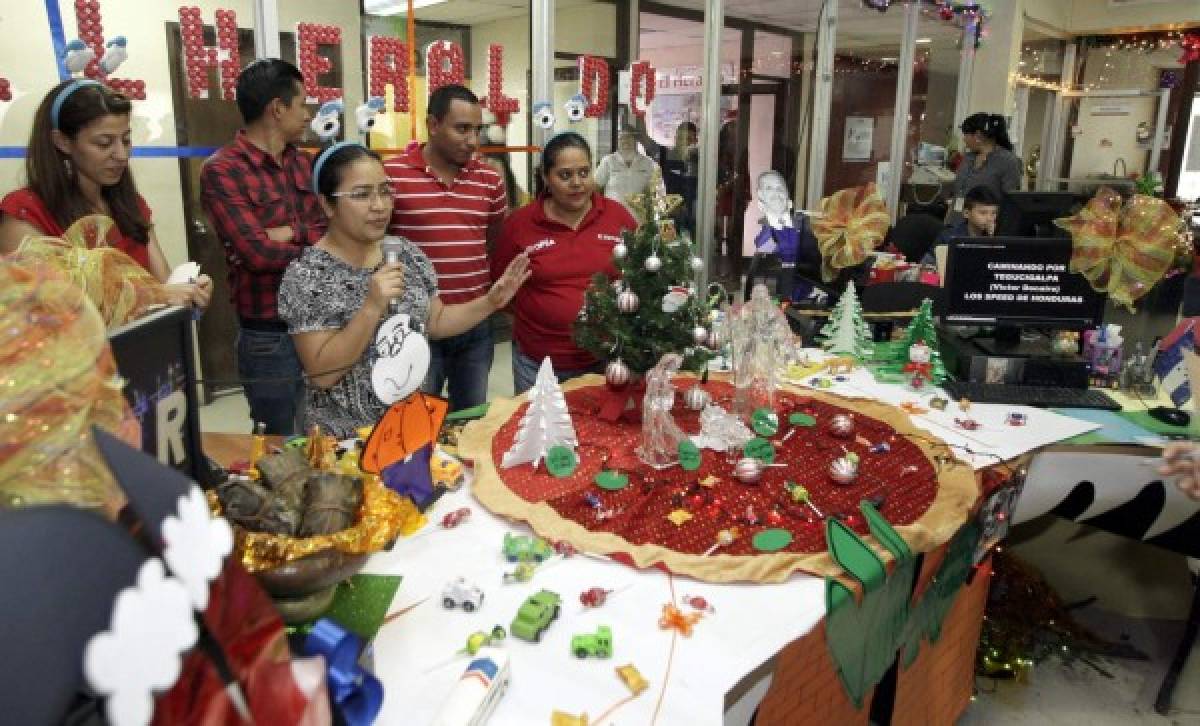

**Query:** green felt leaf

left=595, top=470, right=630, bottom=490
left=901, top=520, right=981, bottom=666
left=743, top=438, right=775, bottom=464
left=751, top=408, right=780, bottom=437
left=677, top=440, right=702, bottom=471
left=319, top=574, right=403, bottom=642
left=862, top=501, right=911, bottom=561
left=545, top=445, right=578, bottom=478
left=788, top=413, right=817, bottom=427
left=823, top=504, right=916, bottom=708
left=752, top=528, right=793, bottom=552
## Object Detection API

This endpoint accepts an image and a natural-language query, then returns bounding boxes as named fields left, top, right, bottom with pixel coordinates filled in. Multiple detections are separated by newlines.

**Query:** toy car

left=510, top=589, right=561, bottom=642
left=502, top=532, right=554, bottom=563
left=442, top=577, right=484, bottom=612
left=570, top=625, right=612, bottom=658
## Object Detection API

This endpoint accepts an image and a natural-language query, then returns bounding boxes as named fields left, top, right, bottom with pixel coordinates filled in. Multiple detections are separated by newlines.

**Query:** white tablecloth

left=364, top=482, right=827, bottom=725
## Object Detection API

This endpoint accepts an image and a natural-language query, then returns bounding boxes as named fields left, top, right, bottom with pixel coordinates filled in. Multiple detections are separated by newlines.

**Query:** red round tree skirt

left=459, top=375, right=978, bottom=582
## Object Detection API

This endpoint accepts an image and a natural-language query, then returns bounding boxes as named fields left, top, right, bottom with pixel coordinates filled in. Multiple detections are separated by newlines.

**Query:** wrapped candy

left=0, top=261, right=139, bottom=516
left=216, top=476, right=300, bottom=535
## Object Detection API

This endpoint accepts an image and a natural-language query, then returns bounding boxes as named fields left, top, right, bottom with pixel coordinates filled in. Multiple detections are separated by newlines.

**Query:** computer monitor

left=998, top=191, right=1080, bottom=237
left=107, top=306, right=213, bottom=486
left=942, top=237, right=1105, bottom=330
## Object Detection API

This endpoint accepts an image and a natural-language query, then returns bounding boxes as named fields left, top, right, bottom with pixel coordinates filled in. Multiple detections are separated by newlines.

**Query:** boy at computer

left=922, top=186, right=1001, bottom=266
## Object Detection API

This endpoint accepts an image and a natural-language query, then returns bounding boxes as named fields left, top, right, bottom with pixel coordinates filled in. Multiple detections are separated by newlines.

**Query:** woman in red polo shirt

left=491, top=132, right=637, bottom=394
left=0, top=80, right=211, bottom=308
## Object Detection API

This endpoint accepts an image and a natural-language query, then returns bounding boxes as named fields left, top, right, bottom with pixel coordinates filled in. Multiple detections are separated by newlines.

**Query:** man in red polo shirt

left=386, top=84, right=506, bottom=411
left=201, top=59, right=325, bottom=434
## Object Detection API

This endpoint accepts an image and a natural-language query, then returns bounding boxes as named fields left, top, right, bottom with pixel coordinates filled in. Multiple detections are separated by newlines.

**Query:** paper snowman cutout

left=371, top=313, right=431, bottom=405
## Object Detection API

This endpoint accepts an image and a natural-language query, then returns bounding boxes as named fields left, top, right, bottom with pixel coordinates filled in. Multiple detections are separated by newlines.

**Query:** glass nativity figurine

left=726, top=283, right=794, bottom=419
left=637, top=353, right=687, bottom=469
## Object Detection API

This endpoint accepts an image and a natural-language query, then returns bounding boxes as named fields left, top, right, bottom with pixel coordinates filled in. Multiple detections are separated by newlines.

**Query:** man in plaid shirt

left=201, top=59, right=325, bottom=434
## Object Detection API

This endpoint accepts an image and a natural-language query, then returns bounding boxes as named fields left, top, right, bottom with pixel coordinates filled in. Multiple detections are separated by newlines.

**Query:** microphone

left=381, top=237, right=406, bottom=314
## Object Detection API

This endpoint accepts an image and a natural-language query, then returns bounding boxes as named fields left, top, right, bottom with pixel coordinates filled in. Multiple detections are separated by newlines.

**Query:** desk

left=202, top=406, right=993, bottom=725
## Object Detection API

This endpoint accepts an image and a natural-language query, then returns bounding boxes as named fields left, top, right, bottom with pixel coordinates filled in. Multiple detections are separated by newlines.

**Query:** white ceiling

left=368, top=0, right=970, bottom=49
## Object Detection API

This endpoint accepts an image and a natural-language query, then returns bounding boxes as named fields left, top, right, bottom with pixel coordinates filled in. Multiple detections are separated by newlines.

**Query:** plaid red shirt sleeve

left=200, top=139, right=326, bottom=320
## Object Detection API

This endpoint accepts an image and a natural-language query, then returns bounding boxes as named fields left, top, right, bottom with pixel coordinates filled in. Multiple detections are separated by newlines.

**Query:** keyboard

left=940, top=381, right=1122, bottom=411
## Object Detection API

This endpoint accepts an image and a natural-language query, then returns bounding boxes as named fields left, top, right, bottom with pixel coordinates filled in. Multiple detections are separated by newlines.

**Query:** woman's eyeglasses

left=331, top=184, right=393, bottom=203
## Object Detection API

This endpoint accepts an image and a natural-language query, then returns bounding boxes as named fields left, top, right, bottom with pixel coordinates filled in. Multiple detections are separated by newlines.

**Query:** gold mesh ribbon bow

left=15, top=215, right=170, bottom=329
left=1053, top=187, right=1182, bottom=310
left=812, top=182, right=891, bottom=282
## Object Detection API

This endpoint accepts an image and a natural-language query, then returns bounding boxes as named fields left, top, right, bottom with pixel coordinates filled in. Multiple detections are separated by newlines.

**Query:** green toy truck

left=570, top=625, right=613, bottom=658
left=510, top=589, right=561, bottom=642
left=503, top=532, right=555, bottom=563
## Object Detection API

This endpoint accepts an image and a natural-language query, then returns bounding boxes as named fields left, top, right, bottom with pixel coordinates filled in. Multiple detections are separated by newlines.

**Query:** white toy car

left=443, top=577, right=484, bottom=612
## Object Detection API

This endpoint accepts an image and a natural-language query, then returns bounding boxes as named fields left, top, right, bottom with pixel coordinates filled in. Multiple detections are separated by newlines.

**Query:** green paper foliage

left=877, top=298, right=947, bottom=383
left=824, top=502, right=915, bottom=708
left=573, top=219, right=714, bottom=374
left=901, top=519, right=981, bottom=666
left=823, top=501, right=981, bottom=708
left=320, top=574, right=403, bottom=641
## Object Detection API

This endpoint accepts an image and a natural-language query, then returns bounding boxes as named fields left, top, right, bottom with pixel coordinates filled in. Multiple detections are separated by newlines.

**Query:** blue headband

left=51, top=79, right=102, bottom=130
left=312, top=141, right=368, bottom=193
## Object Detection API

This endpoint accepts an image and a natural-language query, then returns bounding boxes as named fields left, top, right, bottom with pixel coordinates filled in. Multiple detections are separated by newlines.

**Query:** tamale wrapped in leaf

left=216, top=477, right=301, bottom=535
left=256, top=448, right=309, bottom=512
left=298, top=473, right=363, bottom=537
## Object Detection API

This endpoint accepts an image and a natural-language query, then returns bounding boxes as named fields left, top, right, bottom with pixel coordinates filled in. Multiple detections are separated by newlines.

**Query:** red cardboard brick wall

left=756, top=558, right=991, bottom=725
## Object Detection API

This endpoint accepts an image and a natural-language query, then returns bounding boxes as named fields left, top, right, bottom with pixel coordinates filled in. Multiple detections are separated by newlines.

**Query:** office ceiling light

left=916, top=37, right=932, bottom=44
left=364, top=0, right=448, bottom=16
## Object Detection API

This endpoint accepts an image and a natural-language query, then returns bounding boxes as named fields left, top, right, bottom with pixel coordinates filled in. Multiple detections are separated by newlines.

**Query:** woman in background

left=952, top=112, right=1022, bottom=206
left=491, top=132, right=637, bottom=394
left=278, top=143, right=528, bottom=437
left=0, top=79, right=211, bottom=308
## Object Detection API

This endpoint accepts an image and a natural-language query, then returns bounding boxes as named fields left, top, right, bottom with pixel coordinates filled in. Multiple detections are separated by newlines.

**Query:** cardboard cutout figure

left=361, top=314, right=448, bottom=510
left=751, top=171, right=825, bottom=303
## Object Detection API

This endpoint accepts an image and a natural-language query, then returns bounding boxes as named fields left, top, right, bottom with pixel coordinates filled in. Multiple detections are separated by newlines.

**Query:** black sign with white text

left=943, top=237, right=1103, bottom=326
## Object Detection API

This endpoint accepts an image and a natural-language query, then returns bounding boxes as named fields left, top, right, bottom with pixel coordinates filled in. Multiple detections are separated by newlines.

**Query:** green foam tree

left=816, top=281, right=873, bottom=359
left=880, top=298, right=947, bottom=383
left=574, top=218, right=714, bottom=374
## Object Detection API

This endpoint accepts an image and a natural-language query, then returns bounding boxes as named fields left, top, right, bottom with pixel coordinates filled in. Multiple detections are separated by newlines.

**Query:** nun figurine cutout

left=750, top=170, right=822, bottom=303
left=360, top=313, right=449, bottom=511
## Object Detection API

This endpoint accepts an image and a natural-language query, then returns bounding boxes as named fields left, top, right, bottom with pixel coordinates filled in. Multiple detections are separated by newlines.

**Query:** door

left=165, top=25, right=340, bottom=400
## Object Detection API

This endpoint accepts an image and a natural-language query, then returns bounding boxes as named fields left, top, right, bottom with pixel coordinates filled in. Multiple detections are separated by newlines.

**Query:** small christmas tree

left=816, top=281, right=873, bottom=359
left=574, top=173, right=714, bottom=377
left=501, top=357, right=578, bottom=469
left=888, top=298, right=947, bottom=382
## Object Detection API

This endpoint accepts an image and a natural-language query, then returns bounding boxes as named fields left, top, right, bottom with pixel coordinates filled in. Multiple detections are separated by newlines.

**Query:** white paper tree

left=817, top=281, right=873, bottom=359
left=501, top=357, right=579, bottom=469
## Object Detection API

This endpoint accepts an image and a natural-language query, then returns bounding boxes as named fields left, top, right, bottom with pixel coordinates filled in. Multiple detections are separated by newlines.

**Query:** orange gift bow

left=1054, top=187, right=1183, bottom=310
left=658, top=603, right=702, bottom=637
left=812, top=182, right=891, bottom=282
left=15, top=215, right=170, bottom=329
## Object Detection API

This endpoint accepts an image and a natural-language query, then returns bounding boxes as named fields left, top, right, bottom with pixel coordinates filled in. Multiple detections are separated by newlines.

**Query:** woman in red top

left=0, top=80, right=211, bottom=308
left=491, top=132, right=637, bottom=394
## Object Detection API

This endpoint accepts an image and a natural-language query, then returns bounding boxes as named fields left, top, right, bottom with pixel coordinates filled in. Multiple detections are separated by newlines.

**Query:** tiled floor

left=199, top=342, right=1200, bottom=723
